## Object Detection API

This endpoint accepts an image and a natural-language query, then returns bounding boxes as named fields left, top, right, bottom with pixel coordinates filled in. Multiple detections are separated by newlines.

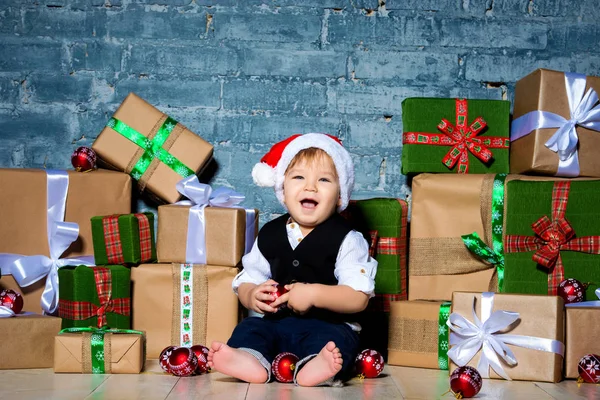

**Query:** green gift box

left=401, top=98, right=510, bottom=174
left=504, top=179, right=600, bottom=298
left=58, top=265, right=131, bottom=329
left=91, top=212, right=157, bottom=265
left=342, top=198, right=408, bottom=295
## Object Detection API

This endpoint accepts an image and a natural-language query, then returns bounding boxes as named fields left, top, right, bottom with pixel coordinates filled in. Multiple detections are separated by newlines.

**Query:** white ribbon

left=175, top=175, right=254, bottom=264
left=447, top=292, right=565, bottom=380
left=0, top=170, right=94, bottom=314
left=511, top=72, right=600, bottom=177
left=0, top=305, right=15, bottom=318
left=565, top=288, right=600, bottom=308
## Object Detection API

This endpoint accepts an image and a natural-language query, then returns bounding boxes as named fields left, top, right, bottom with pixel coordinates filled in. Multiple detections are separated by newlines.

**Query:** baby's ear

left=337, top=195, right=342, bottom=207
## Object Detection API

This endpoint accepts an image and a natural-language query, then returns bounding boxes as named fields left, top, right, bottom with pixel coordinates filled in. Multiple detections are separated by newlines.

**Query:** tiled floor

left=0, top=361, right=597, bottom=400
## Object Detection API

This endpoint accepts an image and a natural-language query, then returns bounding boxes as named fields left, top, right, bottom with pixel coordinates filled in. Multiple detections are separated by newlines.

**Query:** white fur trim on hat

left=252, top=161, right=276, bottom=187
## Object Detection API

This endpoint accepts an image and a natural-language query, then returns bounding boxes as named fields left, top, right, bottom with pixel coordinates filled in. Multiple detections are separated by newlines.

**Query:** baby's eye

left=319, top=177, right=331, bottom=183
left=292, top=175, right=304, bottom=180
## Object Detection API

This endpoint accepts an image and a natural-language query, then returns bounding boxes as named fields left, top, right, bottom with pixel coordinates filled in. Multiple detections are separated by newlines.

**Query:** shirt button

left=290, top=223, right=295, bottom=229
left=297, top=237, right=302, bottom=242
left=360, top=268, right=366, bottom=274
left=292, top=260, right=300, bottom=267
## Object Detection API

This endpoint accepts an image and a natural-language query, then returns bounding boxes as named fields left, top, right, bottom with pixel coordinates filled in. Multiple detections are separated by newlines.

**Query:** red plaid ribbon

left=402, top=98, right=509, bottom=173
left=103, top=213, right=153, bottom=264
left=134, top=213, right=153, bottom=262
left=505, top=181, right=600, bottom=295
left=58, top=267, right=131, bottom=328
left=367, top=230, right=402, bottom=257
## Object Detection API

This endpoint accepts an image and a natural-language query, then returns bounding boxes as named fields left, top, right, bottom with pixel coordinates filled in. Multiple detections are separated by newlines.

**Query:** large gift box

left=58, top=265, right=131, bottom=329
left=91, top=212, right=157, bottom=265
left=402, top=98, right=510, bottom=174
left=564, top=301, right=600, bottom=379
left=387, top=300, right=451, bottom=370
left=131, top=263, right=239, bottom=358
left=1, top=314, right=62, bottom=369
left=448, top=292, right=564, bottom=383
left=54, top=328, right=145, bottom=374
left=511, top=69, right=600, bottom=177
left=0, top=169, right=131, bottom=314
left=92, top=93, right=214, bottom=204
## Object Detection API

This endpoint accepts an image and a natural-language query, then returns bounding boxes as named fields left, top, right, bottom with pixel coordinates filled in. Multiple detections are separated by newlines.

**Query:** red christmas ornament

left=271, top=352, right=299, bottom=383
left=168, top=347, right=198, bottom=377
left=71, top=146, right=97, bottom=172
left=558, top=278, right=585, bottom=304
left=266, top=285, right=289, bottom=306
left=450, top=366, right=482, bottom=399
left=191, top=344, right=211, bottom=374
left=578, top=354, right=600, bottom=384
left=0, top=289, right=24, bottom=314
left=355, top=349, right=385, bottom=378
left=159, top=346, right=177, bottom=373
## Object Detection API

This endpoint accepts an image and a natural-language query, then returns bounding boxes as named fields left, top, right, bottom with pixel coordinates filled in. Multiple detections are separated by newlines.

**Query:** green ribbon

left=106, top=116, right=195, bottom=181
left=437, top=301, right=451, bottom=370
left=461, top=173, right=507, bottom=292
left=59, top=327, right=144, bottom=374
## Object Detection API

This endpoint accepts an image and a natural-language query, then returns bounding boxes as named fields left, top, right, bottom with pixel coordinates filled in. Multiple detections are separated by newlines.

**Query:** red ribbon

left=402, top=99, right=509, bottom=173
left=102, top=213, right=153, bottom=264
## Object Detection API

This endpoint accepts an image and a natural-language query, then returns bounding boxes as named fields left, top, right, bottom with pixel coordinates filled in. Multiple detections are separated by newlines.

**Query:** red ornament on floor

left=71, top=146, right=97, bottom=172
left=355, top=349, right=384, bottom=378
left=168, top=347, right=198, bottom=377
left=266, top=285, right=288, bottom=306
left=578, top=354, right=600, bottom=384
left=558, top=278, right=585, bottom=304
left=191, top=344, right=211, bottom=374
left=0, top=289, right=24, bottom=314
left=450, top=366, right=482, bottom=398
left=271, top=352, right=299, bottom=383
left=159, top=346, right=177, bottom=373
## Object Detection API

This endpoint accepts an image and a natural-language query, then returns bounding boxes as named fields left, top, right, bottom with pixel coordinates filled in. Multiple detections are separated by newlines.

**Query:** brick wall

left=1, top=0, right=598, bottom=222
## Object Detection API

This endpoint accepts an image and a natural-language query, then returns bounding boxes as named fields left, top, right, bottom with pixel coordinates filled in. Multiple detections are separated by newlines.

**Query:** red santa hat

left=252, top=133, right=355, bottom=212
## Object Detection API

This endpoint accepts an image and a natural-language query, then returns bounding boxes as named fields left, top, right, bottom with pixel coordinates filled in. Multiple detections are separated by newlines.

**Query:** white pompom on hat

left=252, top=133, right=355, bottom=212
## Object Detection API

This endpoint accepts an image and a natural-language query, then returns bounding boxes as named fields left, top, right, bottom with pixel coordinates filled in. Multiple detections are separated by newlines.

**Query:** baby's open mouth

left=300, top=199, right=318, bottom=208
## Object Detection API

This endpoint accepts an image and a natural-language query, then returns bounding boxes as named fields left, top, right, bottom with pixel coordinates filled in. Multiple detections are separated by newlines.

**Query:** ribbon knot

left=531, top=216, right=575, bottom=268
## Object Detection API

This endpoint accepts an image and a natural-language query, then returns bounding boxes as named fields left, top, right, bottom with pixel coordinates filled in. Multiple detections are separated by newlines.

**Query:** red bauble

left=0, top=289, right=24, bottom=314
left=191, top=344, right=211, bottom=374
left=266, top=285, right=289, bottom=306
left=355, top=349, right=385, bottom=378
left=450, top=366, right=483, bottom=399
left=71, top=146, right=97, bottom=172
left=271, top=352, right=299, bottom=383
left=168, top=347, right=198, bottom=377
left=558, top=278, right=585, bottom=304
left=159, top=346, right=177, bottom=373
left=578, top=354, right=600, bottom=384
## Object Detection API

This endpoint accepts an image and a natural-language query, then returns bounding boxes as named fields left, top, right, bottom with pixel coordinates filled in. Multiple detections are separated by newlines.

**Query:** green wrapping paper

left=401, top=98, right=510, bottom=174
left=58, top=265, right=131, bottom=329
left=91, top=212, right=157, bottom=265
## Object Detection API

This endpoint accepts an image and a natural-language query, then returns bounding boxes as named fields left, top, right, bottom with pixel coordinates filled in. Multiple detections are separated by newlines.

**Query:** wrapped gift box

left=92, top=93, right=214, bottom=204
left=91, top=212, right=157, bottom=265
left=564, top=305, right=600, bottom=379
left=511, top=69, right=600, bottom=177
left=341, top=198, right=408, bottom=296
left=0, top=168, right=131, bottom=313
left=131, top=263, right=240, bottom=358
left=157, top=205, right=258, bottom=267
left=54, top=329, right=145, bottom=374
left=58, top=265, right=131, bottom=329
left=387, top=300, right=451, bottom=369
left=1, top=314, right=62, bottom=369
left=449, top=292, right=564, bottom=382
left=402, top=98, right=510, bottom=174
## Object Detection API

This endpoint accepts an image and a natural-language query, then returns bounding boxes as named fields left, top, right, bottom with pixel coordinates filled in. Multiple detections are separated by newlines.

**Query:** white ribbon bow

left=447, top=292, right=565, bottom=380
left=0, top=170, right=94, bottom=314
left=565, top=288, right=600, bottom=308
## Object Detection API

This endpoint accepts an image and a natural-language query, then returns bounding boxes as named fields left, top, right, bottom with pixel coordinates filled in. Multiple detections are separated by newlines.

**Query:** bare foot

left=296, top=341, right=343, bottom=387
left=207, top=341, right=268, bottom=383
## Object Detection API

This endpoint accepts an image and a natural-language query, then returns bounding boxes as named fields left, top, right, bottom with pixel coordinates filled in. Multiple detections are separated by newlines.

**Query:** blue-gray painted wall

left=1, top=0, right=599, bottom=223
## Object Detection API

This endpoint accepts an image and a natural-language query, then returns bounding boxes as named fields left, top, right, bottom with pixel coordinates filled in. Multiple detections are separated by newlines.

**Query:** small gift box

left=91, top=212, right=157, bottom=265
left=387, top=300, right=452, bottom=370
left=131, top=263, right=240, bottom=358
left=448, top=292, right=565, bottom=382
left=92, top=93, right=214, bottom=204
left=402, top=98, right=510, bottom=174
left=564, top=289, right=600, bottom=379
left=58, top=265, right=131, bottom=329
left=511, top=69, right=600, bottom=177
left=54, top=327, right=145, bottom=374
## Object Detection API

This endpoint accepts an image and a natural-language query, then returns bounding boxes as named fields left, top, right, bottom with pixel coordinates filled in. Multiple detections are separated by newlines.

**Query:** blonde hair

left=284, top=147, right=338, bottom=178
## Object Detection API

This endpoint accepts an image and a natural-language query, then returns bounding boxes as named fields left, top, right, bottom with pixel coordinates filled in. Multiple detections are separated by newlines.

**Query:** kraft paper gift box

left=91, top=212, right=157, bottom=265
left=54, top=328, right=145, bottom=374
left=92, top=93, right=214, bottom=204
left=1, top=314, right=62, bottom=369
left=401, top=98, right=510, bottom=175
left=511, top=68, right=600, bottom=177
left=564, top=293, right=600, bottom=379
left=131, top=263, right=239, bottom=358
left=448, top=292, right=564, bottom=383
left=0, top=169, right=132, bottom=314
left=387, top=300, right=452, bottom=370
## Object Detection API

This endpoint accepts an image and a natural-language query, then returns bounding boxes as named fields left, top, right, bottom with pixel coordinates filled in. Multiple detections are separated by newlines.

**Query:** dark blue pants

left=227, top=316, right=360, bottom=381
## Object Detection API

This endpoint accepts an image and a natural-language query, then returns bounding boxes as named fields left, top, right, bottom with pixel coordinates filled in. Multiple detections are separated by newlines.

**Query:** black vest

left=258, top=212, right=354, bottom=322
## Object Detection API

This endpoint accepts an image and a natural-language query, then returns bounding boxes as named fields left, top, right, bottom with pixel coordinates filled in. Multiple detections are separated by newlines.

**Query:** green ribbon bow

left=437, top=301, right=451, bottom=370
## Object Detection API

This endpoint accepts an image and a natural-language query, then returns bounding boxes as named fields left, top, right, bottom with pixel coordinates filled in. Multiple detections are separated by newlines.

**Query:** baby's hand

left=248, top=279, right=280, bottom=314
left=277, top=283, right=315, bottom=314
